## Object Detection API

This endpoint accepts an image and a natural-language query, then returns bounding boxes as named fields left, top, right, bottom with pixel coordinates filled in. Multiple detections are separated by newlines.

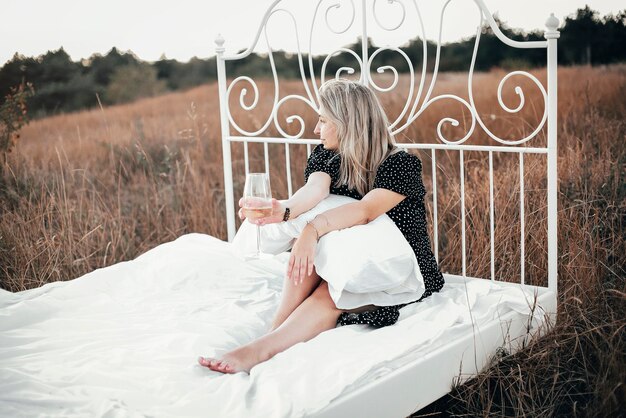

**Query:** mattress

left=0, top=233, right=550, bottom=417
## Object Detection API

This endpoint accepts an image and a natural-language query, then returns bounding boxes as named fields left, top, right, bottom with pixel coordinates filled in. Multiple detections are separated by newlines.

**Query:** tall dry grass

left=1, top=65, right=624, bottom=417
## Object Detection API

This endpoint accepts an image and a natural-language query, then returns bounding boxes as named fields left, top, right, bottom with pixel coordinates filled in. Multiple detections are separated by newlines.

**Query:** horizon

left=1, top=0, right=624, bottom=67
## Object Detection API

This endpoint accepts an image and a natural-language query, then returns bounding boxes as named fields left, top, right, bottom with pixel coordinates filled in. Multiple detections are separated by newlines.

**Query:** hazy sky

left=1, top=0, right=622, bottom=65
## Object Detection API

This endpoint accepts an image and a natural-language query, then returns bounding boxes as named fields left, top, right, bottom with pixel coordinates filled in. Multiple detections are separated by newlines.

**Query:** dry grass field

left=1, top=65, right=624, bottom=417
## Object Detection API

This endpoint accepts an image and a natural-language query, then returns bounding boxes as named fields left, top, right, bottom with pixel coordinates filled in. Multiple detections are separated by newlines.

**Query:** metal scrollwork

left=273, top=95, right=318, bottom=139
left=323, top=0, right=356, bottom=34
left=221, top=0, right=548, bottom=145
left=320, top=48, right=364, bottom=86
left=366, top=46, right=414, bottom=130
left=466, top=13, right=548, bottom=145
left=372, top=0, right=407, bottom=32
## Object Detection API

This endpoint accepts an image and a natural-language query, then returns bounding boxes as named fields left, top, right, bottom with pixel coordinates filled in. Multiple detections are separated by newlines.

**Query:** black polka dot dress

left=304, top=144, right=445, bottom=328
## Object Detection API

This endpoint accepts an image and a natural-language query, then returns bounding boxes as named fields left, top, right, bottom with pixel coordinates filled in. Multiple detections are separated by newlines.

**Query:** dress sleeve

left=374, top=151, right=426, bottom=200
left=304, top=144, right=340, bottom=183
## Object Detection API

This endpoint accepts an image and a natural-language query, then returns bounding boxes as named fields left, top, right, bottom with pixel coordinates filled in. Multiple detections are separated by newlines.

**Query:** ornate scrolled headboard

left=214, top=0, right=560, bottom=295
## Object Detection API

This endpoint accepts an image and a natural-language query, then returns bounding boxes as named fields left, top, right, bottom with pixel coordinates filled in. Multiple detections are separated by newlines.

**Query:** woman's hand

left=238, top=197, right=285, bottom=225
left=287, top=225, right=317, bottom=285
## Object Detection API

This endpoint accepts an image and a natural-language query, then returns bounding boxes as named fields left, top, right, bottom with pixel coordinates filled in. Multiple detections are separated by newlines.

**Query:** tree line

left=0, top=6, right=623, bottom=119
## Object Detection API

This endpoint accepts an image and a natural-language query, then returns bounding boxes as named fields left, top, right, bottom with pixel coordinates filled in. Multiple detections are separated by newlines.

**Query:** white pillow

left=232, top=194, right=356, bottom=255
left=232, top=195, right=425, bottom=308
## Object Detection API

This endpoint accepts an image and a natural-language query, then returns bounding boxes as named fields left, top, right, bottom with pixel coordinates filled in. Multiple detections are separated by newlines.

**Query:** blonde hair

left=318, top=78, right=399, bottom=195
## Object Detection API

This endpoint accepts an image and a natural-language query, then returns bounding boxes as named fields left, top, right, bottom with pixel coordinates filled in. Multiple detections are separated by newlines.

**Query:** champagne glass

left=242, top=173, right=272, bottom=259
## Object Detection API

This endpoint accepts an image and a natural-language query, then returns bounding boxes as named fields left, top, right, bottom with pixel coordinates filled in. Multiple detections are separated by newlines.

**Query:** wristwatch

left=283, top=207, right=291, bottom=222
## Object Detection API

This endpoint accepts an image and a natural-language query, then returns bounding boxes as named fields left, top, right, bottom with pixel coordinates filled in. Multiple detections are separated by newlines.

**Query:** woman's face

left=313, top=113, right=339, bottom=150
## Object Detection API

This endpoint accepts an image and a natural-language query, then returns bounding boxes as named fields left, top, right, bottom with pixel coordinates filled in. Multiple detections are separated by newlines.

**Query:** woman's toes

left=198, top=355, right=246, bottom=374
left=198, top=356, right=215, bottom=368
left=219, top=361, right=236, bottom=373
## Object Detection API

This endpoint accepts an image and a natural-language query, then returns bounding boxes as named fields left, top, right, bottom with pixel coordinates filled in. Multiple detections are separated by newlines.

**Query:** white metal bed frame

left=214, top=1, right=559, bottom=416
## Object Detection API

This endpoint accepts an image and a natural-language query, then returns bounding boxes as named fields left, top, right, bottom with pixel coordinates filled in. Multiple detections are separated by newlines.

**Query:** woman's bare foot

left=198, top=344, right=267, bottom=374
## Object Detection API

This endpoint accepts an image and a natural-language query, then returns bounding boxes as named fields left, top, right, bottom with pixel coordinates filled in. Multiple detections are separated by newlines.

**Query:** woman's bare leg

left=267, top=267, right=322, bottom=332
left=198, top=280, right=340, bottom=374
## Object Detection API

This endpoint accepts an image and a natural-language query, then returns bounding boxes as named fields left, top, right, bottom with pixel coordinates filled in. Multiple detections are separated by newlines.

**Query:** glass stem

left=255, top=224, right=261, bottom=257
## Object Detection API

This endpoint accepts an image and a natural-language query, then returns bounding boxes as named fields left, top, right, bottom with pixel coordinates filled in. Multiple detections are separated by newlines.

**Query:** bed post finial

left=215, top=33, right=226, bottom=53
left=544, top=13, right=560, bottom=39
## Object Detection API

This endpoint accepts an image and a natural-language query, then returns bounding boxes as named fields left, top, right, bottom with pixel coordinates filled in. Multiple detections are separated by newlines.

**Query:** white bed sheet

left=0, top=234, right=545, bottom=417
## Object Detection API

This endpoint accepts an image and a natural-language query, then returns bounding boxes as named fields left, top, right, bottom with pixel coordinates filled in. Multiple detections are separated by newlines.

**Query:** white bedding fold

left=0, top=234, right=543, bottom=417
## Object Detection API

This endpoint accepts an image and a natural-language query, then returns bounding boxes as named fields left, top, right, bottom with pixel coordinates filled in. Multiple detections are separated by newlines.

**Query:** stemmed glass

left=242, top=173, right=272, bottom=259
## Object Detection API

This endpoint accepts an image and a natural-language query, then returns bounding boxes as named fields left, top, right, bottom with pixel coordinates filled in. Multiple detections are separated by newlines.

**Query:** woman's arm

left=281, top=172, right=331, bottom=220
left=239, top=172, right=331, bottom=225
left=287, top=187, right=406, bottom=284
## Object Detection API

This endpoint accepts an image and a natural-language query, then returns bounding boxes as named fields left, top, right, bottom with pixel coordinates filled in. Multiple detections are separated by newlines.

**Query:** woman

left=198, top=79, right=444, bottom=374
